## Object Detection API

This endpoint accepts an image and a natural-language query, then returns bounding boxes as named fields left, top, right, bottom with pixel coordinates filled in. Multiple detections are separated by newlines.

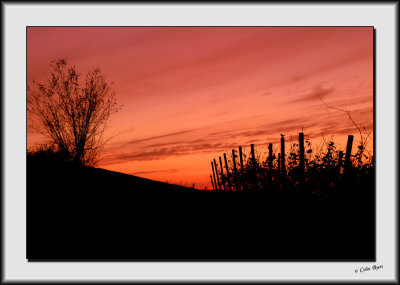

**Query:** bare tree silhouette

left=28, top=58, right=120, bottom=165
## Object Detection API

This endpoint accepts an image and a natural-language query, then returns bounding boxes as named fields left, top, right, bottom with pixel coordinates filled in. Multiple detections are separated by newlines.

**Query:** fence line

left=209, top=132, right=360, bottom=192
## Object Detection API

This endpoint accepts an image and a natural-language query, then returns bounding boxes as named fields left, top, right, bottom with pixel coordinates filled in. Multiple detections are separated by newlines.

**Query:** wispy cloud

left=291, top=85, right=335, bottom=103
left=101, top=142, right=240, bottom=164
left=129, top=168, right=183, bottom=175
left=127, top=130, right=192, bottom=145
left=100, top=116, right=330, bottom=164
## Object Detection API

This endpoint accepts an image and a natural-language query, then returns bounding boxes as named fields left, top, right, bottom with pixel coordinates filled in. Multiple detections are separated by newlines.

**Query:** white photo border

left=3, top=2, right=398, bottom=283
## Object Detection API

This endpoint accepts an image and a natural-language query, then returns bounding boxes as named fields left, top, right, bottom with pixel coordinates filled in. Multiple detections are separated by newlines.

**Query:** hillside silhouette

left=27, top=147, right=374, bottom=261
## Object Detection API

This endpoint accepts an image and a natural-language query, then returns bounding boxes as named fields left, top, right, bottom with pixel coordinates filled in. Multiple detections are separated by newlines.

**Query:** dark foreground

left=27, top=161, right=375, bottom=261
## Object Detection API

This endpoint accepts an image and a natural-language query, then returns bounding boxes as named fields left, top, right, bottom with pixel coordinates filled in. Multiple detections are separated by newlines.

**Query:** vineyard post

left=239, top=146, right=244, bottom=191
left=239, top=146, right=244, bottom=172
left=278, top=153, right=281, bottom=174
left=232, top=149, right=237, bottom=191
left=232, top=149, right=237, bottom=175
left=251, top=144, right=256, bottom=165
left=281, top=135, right=286, bottom=176
left=251, top=144, right=257, bottom=190
left=344, top=135, right=354, bottom=175
left=213, top=159, right=222, bottom=191
left=299, top=132, right=305, bottom=176
left=219, top=156, right=225, bottom=191
left=211, top=161, right=219, bottom=191
left=224, top=153, right=232, bottom=191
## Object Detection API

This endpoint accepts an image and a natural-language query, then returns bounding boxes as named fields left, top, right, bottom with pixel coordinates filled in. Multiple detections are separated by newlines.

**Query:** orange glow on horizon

left=27, top=27, right=373, bottom=189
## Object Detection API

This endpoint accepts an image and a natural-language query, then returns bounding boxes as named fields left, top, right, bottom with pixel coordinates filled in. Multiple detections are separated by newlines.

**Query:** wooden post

left=224, top=153, right=231, bottom=191
left=232, top=149, right=237, bottom=191
left=213, top=159, right=221, bottom=191
left=251, top=144, right=257, bottom=190
left=232, top=149, right=237, bottom=175
left=344, top=135, right=354, bottom=172
left=211, top=161, right=219, bottom=191
left=251, top=144, right=256, bottom=165
left=239, top=146, right=244, bottom=191
left=278, top=153, right=281, bottom=174
left=219, top=156, right=225, bottom=191
left=210, top=175, right=215, bottom=191
left=239, top=146, right=244, bottom=172
left=299, top=132, right=305, bottom=176
left=280, top=135, right=286, bottom=176
left=268, top=143, right=273, bottom=184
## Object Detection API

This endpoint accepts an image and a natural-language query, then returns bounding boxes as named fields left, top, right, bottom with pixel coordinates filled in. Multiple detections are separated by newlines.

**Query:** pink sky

left=27, top=27, right=374, bottom=189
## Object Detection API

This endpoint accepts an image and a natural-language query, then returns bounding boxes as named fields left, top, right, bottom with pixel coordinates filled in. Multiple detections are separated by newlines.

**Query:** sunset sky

left=27, top=27, right=373, bottom=189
